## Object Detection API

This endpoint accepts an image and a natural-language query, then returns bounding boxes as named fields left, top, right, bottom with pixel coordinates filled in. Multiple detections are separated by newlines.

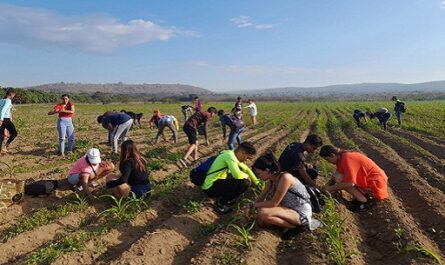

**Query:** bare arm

left=298, top=165, right=316, bottom=187
left=59, top=105, right=75, bottom=114
left=255, top=180, right=272, bottom=202
left=255, top=174, right=292, bottom=208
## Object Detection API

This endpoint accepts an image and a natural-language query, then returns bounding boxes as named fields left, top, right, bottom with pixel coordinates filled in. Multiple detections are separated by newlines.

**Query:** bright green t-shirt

left=201, top=150, right=259, bottom=190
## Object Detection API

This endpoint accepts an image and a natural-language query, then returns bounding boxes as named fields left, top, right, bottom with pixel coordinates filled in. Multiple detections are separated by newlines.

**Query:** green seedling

left=181, top=200, right=204, bottom=214
left=99, top=193, right=148, bottom=222
left=229, top=221, right=255, bottom=250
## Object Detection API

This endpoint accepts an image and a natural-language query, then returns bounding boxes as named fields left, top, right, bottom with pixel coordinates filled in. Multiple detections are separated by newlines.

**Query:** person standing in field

left=245, top=99, right=258, bottom=129
left=194, top=96, right=202, bottom=112
left=48, top=94, right=75, bottom=157
left=0, top=89, right=18, bottom=154
left=392, top=96, right=406, bottom=128
left=217, top=109, right=245, bottom=150
left=234, top=97, right=243, bottom=113
left=97, top=112, right=133, bottom=154
left=278, top=134, right=323, bottom=187
left=319, top=145, right=389, bottom=212
left=201, top=142, right=259, bottom=214
left=106, top=140, right=152, bottom=199
left=148, top=110, right=179, bottom=144
left=179, top=107, right=217, bottom=167
left=366, top=107, right=391, bottom=130
left=353, top=109, right=367, bottom=128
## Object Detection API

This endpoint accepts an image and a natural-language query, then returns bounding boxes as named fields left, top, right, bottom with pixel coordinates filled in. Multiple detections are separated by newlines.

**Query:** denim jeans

left=111, top=119, right=133, bottom=153
left=57, top=117, right=74, bottom=155
left=396, top=111, right=402, bottom=127
left=228, top=127, right=244, bottom=150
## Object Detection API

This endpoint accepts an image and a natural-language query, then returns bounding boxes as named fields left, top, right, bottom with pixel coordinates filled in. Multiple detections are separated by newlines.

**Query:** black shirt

left=278, top=142, right=305, bottom=176
left=107, top=159, right=150, bottom=188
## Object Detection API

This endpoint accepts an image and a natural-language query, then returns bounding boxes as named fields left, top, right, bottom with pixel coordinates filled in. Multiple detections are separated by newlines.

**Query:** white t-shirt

left=247, top=102, right=257, bottom=116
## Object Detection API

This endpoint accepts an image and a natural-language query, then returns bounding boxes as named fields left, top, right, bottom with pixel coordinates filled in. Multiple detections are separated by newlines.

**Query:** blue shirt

left=0, top=99, right=12, bottom=120
left=102, top=113, right=131, bottom=128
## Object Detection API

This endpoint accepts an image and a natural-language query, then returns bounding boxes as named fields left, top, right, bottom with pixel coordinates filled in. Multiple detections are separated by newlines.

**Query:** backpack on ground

left=190, top=156, right=227, bottom=186
left=25, top=180, right=58, bottom=196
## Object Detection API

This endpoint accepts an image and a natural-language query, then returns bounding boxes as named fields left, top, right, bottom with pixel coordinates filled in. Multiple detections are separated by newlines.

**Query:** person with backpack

left=48, top=94, right=75, bottom=157
left=245, top=99, right=258, bottom=129
left=319, top=145, right=389, bottom=212
left=366, top=107, right=391, bottom=130
left=352, top=109, right=367, bottom=128
left=233, top=97, right=243, bottom=113
left=64, top=148, right=115, bottom=199
left=392, top=96, right=405, bottom=128
left=200, top=142, right=259, bottom=214
left=217, top=110, right=245, bottom=150
left=106, top=140, right=151, bottom=199
left=179, top=107, right=217, bottom=167
left=97, top=112, right=133, bottom=154
left=278, top=134, right=323, bottom=187
left=250, top=152, right=321, bottom=239
left=0, top=89, right=18, bottom=154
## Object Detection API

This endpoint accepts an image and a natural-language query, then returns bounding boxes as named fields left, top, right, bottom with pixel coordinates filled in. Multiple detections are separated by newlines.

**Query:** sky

left=1, top=0, right=445, bottom=92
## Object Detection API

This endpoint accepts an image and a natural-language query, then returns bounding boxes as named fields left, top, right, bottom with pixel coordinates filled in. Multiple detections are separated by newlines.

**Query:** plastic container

left=0, top=179, right=25, bottom=207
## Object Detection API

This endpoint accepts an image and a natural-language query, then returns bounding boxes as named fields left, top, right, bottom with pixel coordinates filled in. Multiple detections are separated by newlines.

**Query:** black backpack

left=190, top=156, right=227, bottom=186
left=290, top=185, right=325, bottom=213
left=25, top=180, right=58, bottom=196
left=400, top=102, right=406, bottom=113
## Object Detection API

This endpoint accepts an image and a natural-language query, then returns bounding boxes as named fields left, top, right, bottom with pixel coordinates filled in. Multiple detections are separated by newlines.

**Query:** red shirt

left=336, top=151, right=389, bottom=200
left=185, top=111, right=211, bottom=128
left=54, top=102, right=74, bottom=118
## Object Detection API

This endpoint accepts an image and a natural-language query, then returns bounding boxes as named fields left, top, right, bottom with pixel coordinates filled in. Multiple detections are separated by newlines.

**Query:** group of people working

left=1, top=88, right=390, bottom=239
left=353, top=96, right=406, bottom=130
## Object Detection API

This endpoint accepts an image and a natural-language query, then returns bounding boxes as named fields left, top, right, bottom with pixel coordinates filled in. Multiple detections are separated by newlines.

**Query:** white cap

left=86, top=148, right=101, bottom=164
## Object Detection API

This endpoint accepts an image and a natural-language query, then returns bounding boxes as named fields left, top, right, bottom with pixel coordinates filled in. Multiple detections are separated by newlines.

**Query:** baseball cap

left=86, top=148, right=101, bottom=164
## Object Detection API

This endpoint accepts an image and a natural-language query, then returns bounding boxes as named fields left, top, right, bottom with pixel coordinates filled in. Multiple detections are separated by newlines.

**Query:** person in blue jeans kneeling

left=106, top=140, right=151, bottom=198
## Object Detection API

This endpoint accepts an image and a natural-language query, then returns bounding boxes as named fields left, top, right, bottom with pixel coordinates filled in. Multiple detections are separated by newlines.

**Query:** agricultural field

left=0, top=100, right=444, bottom=265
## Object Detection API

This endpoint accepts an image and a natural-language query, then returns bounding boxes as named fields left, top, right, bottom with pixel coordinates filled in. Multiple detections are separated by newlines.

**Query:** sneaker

left=214, top=201, right=233, bottom=214
left=178, top=159, right=188, bottom=168
left=348, top=200, right=373, bottom=212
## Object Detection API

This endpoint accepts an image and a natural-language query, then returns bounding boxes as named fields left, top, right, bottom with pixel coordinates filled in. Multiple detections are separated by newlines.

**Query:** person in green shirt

left=202, top=142, right=259, bottom=214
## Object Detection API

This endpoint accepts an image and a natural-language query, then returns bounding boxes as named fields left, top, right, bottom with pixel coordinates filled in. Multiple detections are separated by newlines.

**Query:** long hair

left=61, top=94, right=72, bottom=110
left=252, top=151, right=280, bottom=172
left=120, top=140, right=147, bottom=172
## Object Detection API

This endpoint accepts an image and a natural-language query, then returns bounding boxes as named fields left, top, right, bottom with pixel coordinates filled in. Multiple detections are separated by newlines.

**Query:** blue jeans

left=396, top=111, right=402, bottom=127
left=228, top=128, right=244, bottom=150
left=57, top=117, right=74, bottom=154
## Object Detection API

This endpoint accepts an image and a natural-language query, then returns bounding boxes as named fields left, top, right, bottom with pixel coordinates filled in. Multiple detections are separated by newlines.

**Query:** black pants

left=203, top=178, right=249, bottom=204
left=0, top=118, right=17, bottom=148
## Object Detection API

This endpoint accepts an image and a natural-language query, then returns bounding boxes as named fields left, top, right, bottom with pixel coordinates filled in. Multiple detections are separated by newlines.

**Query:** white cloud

left=441, top=1, right=445, bottom=9
left=230, top=15, right=277, bottom=30
left=0, top=3, right=195, bottom=53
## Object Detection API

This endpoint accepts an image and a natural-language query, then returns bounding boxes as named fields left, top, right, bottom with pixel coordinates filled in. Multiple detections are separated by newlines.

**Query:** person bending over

left=278, top=134, right=323, bottom=187
left=352, top=109, right=367, bottom=128
left=319, top=145, right=389, bottom=212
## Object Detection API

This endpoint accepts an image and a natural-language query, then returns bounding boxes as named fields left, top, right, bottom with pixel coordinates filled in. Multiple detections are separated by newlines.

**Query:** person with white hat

left=64, top=148, right=114, bottom=198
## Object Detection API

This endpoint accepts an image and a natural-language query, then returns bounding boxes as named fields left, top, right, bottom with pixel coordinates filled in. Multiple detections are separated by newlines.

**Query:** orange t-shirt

left=336, top=151, right=389, bottom=200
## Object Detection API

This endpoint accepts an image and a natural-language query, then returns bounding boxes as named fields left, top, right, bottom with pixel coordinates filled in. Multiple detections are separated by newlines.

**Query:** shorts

left=292, top=203, right=312, bottom=226
left=131, top=184, right=151, bottom=198
left=183, top=124, right=197, bottom=145
left=67, top=173, right=81, bottom=185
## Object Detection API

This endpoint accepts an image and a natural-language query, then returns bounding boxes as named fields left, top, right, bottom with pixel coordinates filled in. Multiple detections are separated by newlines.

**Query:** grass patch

left=181, top=200, right=204, bottom=214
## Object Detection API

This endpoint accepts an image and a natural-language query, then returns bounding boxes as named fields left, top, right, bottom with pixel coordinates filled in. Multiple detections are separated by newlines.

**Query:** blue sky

left=1, top=0, right=445, bottom=91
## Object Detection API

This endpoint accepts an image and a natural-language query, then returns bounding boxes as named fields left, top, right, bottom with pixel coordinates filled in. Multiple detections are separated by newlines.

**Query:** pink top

left=70, top=156, right=99, bottom=176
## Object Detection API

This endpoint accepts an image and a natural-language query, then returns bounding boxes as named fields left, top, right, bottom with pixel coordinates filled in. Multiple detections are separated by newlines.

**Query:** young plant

left=99, top=193, right=148, bottom=222
left=229, top=221, right=256, bottom=250
left=181, top=200, right=204, bottom=214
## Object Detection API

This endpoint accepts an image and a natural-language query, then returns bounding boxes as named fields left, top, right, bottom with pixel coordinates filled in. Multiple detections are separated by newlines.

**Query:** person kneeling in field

left=202, top=142, right=259, bottom=214
left=106, top=140, right=151, bottom=199
left=278, top=134, right=323, bottom=187
left=250, top=152, right=320, bottom=239
left=59, top=148, right=115, bottom=199
left=319, top=145, right=389, bottom=212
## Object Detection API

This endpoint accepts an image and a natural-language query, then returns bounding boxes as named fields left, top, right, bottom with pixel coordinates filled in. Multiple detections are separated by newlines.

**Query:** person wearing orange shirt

left=319, top=145, right=389, bottom=212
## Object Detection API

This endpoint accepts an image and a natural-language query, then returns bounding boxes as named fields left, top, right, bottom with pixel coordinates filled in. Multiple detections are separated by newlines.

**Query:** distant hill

left=232, top=81, right=445, bottom=98
left=27, top=82, right=213, bottom=96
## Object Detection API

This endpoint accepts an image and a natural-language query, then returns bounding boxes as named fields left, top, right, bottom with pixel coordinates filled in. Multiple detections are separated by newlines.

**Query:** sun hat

left=86, top=148, right=101, bottom=164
